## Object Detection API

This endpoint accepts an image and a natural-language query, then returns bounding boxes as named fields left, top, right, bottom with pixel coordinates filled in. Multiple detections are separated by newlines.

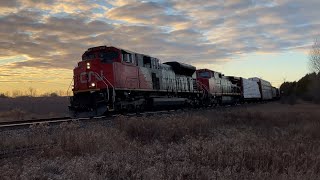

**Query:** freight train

left=69, top=46, right=280, bottom=117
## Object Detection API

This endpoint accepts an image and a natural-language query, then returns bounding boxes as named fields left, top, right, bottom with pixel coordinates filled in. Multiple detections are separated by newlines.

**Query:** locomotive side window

left=130, top=54, right=134, bottom=63
left=100, top=51, right=118, bottom=63
left=143, top=56, right=151, bottom=68
left=122, top=51, right=134, bottom=64
left=135, top=54, right=139, bottom=65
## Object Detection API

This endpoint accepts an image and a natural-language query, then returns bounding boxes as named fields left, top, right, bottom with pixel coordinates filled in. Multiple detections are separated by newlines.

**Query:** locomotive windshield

left=82, top=52, right=96, bottom=61
left=198, top=71, right=211, bottom=78
left=100, top=51, right=118, bottom=63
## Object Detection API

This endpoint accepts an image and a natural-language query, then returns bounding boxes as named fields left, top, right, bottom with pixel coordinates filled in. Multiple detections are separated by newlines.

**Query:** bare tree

left=12, top=90, right=23, bottom=97
left=309, top=38, right=320, bottom=73
left=28, top=87, right=37, bottom=97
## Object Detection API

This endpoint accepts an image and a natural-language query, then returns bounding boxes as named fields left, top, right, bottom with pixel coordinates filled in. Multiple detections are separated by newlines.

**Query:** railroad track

left=0, top=116, right=72, bottom=127
left=0, top=103, right=254, bottom=130
left=0, top=116, right=116, bottom=132
left=0, top=109, right=182, bottom=130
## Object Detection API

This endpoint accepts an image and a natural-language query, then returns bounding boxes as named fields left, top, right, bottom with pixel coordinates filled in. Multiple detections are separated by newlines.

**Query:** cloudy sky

left=0, top=0, right=318, bottom=94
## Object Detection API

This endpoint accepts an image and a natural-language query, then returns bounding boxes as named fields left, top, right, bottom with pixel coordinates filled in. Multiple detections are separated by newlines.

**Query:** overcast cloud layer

left=0, top=0, right=319, bottom=89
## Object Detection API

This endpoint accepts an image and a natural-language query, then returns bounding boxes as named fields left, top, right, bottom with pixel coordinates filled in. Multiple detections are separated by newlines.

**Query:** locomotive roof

left=249, top=77, right=272, bottom=85
left=164, top=61, right=196, bottom=76
left=227, top=76, right=241, bottom=80
left=87, top=45, right=155, bottom=58
left=197, top=68, right=223, bottom=75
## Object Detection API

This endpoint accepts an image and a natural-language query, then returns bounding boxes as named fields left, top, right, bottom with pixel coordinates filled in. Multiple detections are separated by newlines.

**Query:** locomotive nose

left=86, top=64, right=99, bottom=89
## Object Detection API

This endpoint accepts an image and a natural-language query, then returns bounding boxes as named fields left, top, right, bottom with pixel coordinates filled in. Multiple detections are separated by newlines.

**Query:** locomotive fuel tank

left=151, top=97, right=187, bottom=107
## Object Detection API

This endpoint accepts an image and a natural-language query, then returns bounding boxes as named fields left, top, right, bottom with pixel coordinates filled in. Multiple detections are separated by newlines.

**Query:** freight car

left=228, top=76, right=262, bottom=102
left=69, top=46, right=279, bottom=117
left=271, top=87, right=281, bottom=100
left=249, top=77, right=273, bottom=100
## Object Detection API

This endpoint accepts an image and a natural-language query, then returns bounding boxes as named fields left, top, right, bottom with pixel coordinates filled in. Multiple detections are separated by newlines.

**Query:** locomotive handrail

left=92, top=72, right=110, bottom=102
left=197, top=81, right=209, bottom=92
left=92, top=72, right=116, bottom=104
left=196, top=81, right=209, bottom=97
left=101, top=76, right=115, bottom=103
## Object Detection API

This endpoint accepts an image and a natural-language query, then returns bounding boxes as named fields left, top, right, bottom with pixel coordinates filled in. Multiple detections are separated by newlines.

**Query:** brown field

left=1, top=102, right=320, bottom=179
left=0, top=96, right=69, bottom=122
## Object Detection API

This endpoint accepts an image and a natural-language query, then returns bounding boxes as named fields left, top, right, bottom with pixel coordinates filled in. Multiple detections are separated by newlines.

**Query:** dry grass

left=0, top=96, right=69, bottom=122
left=1, top=102, right=320, bottom=179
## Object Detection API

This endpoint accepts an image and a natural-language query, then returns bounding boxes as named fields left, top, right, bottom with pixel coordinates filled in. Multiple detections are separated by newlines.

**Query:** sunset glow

left=1, top=0, right=318, bottom=95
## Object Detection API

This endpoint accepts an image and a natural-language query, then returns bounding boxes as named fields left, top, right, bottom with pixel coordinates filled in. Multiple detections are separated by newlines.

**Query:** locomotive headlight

left=86, top=62, right=90, bottom=69
left=91, top=83, right=96, bottom=87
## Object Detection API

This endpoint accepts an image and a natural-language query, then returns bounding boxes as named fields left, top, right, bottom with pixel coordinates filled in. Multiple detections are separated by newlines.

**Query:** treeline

left=280, top=72, right=320, bottom=103
left=0, top=89, right=67, bottom=98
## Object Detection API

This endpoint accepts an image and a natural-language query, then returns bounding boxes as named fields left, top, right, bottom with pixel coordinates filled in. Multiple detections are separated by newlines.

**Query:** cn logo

left=80, top=70, right=104, bottom=83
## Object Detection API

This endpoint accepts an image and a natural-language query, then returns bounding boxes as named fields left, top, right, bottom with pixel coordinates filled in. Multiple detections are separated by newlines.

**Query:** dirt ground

left=0, top=96, right=70, bottom=122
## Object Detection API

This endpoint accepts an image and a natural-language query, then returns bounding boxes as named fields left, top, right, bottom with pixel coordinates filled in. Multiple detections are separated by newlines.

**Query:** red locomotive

left=69, top=46, right=279, bottom=117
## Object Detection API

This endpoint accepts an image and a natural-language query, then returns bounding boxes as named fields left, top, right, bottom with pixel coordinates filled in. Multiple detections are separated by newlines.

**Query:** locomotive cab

left=82, top=47, right=119, bottom=64
left=73, top=46, right=120, bottom=92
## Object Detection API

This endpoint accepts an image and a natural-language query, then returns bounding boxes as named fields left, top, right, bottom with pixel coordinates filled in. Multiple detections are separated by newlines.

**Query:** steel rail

left=0, top=102, right=266, bottom=130
left=0, top=116, right=72, bottom=126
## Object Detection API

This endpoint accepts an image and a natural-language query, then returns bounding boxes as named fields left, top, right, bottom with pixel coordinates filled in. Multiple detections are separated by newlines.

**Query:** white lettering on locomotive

left=80, top=70, right=104, bottom=83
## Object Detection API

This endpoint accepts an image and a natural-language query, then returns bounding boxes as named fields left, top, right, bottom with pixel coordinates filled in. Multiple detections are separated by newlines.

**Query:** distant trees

left=0, top=93, right=9, bottom=98
left=282, top=38, right=320, bottom=103
left=28, top=87, right=37, bottom=97
left=0, top=89, right=66, bottom=98
left=308, top=38, right=320, bottom=102
left=11, top=90, right=23, bottom=97
left=280, top=73, right=320, bottom=103
left=42, top=92, right=59, bottom=97
left=309, top=38, right=320, bottom=73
